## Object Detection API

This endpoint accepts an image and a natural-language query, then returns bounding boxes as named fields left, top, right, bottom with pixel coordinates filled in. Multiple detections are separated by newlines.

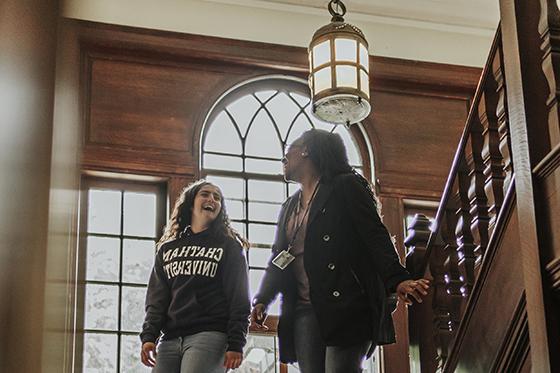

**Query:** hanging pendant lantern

left=308, top=0, right=371, bottom=126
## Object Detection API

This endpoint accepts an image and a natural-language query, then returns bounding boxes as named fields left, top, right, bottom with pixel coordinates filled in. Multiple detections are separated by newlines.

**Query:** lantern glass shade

left=336, top=65, right=357, bottom=88
left=308, top=11, right=371, bottom=125
left=359, top=43, right=369, bottom=70
left=335, top=38, right=357, bottom=62
left=314, top=67, right=332, bottom=94
left=360, top=70, right=369, bottom=98
left=313, top=40, right=331, bottom=68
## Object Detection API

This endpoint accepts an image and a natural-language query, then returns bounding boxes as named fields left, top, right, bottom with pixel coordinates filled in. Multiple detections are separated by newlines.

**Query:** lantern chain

left=328, top=0, right=346, bottom=22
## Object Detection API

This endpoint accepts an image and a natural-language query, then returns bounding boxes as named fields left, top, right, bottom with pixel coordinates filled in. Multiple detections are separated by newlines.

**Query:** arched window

left=201, top=76, right=368, bottom=314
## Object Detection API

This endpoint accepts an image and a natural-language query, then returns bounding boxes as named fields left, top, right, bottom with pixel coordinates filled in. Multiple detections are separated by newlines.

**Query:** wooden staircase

left=404, top=0, right=560, bottom=371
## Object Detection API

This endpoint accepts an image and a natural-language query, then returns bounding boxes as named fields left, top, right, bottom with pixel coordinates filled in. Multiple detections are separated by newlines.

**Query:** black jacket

left=254, top=172, right=411, bottom=363
left=140, top=228, right=250, bottom=352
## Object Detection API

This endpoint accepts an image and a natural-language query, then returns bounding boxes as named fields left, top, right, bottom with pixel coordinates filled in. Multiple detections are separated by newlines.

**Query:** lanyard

left=286, top=182, right=320, bottom=253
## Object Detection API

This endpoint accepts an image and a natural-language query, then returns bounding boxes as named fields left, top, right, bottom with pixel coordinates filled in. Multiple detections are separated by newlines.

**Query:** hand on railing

left=396, top=279, right=430, bottom=306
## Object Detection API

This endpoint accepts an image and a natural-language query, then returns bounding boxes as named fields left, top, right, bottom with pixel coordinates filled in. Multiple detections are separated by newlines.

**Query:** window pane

left=121, top=286, right=146, bottom=332
left=88, top=189, right=121, bottom=235
left=254, top=90, right=277, bottom=103
left=360, top=69, right=370, bottom=98
left=231, top=221, right=246, bottom=237
left=226, top=95, right=261, bottom=138
left=314, top=66, right=332, bottom=94
left=205, top=176, right=244, bottom=200
left=286, top=114, right=313, bottom=145
left=239, top=334, right=277, bottom=372
left=224, top=199, right=244, bottom=220
left=84, top=284, right=119, bottom=330
left=249, top=269, right=265, bottom=298
left=245, top=158, right=283, bottom=176
left=124, top=192, right=156, bottom=237
left=245, top=110, right=283, bottom=158
left=248, top=180, right=285, bottom=203
left=249, top=202, right=281, bottom=223
left=122, top=239, right=155, bottom=284
left=121, top=335, right=150, bottom=373
left=335, top=38, right=357, bottom=62
left=203, top=153, right=243, bottom=172
left=83, top=333, right=118, bottom=373
left=336, top=65, right=358, bottom=88
left=359, top=43, right=369, bottom=70
left=266, top=92, right=300, bottom=141
left=86, top=236, right=120, bottom=282
left=333, top=126, right=362, bottom=166
left=289, top=92, right=310, bottom=108
left=313, top=40, right=331, bottom=68
left=249, top=247, right=272, bottom=268
left=248, top=224, right=276, bottom=245
left=204, top=111, right=242, bottom=155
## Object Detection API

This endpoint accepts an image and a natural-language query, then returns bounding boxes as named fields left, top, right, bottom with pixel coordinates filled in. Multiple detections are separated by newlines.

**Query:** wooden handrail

left=418, top=27, right=506, bottom=277
left=405, top=24, right=515, bottom=370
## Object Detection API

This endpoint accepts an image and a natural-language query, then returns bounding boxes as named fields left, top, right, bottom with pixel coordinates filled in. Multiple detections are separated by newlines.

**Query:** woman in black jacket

left=140, top=180, right=250, bottom=372
left=251, top=129, right=429, bottom=373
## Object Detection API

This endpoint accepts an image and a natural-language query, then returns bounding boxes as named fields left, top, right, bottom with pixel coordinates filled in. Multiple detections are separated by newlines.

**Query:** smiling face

left=191, top=184, right=223, bottom=229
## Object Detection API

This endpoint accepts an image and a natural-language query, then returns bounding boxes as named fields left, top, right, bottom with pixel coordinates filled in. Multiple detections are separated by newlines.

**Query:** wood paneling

left=368, top=91, right=469, bottom=196
left=78, top=21, right=479, bottom=191
left=445, top=202, right=525, bottom=372
left=89, top=58, right=196, bottom=151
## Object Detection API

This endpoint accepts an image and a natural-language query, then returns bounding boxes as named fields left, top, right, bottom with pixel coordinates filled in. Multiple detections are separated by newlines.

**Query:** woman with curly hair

left=140, top=180, right=250, bottom=372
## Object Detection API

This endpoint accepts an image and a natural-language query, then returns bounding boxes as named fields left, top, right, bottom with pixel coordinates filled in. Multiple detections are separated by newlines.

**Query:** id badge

left=272, top=250, right=295, bottom=270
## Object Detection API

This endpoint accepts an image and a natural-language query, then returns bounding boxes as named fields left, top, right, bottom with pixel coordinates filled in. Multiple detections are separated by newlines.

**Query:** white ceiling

left=62, top=0, right=501, bottom=66
left=208, top=0, right=499, bottom=32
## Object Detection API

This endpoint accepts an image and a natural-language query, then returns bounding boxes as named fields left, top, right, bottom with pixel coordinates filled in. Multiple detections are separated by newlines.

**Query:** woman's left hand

left=224, top=351, right=243, bottom=370
left=396, top=279, right=430, bottom=306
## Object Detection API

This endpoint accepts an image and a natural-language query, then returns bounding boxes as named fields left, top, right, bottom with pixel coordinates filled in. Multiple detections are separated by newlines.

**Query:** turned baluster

left=440, top=202, right=463, bottom=345
left=428, top=234, right=452, bottom=369
left=481, top=48, right=506, bottom=234
left=457, top=152, right=478, bottom=302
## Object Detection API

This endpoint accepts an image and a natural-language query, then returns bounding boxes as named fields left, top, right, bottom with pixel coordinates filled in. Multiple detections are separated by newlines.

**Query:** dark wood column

left=0, top=1, right=59, bottom=372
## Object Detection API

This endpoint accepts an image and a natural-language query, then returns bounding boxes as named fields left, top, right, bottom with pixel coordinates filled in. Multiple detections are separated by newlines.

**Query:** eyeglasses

left=282, top=143, right=303, bottom=164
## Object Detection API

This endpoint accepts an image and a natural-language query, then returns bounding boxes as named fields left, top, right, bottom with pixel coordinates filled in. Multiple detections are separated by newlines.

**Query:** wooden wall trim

left=76, top=19, right=479, bottom=199
left=491, top=294, right=530, bottom=373
left=73, top=20, right=480, bottom=97
left=533, top=142, right=560, bottom=179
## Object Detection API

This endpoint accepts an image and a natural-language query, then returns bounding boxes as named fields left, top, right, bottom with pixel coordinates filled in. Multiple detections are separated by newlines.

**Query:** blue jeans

left=294, top=305, right=373, bottom=373
left=153, top=331, right=227, bottom=373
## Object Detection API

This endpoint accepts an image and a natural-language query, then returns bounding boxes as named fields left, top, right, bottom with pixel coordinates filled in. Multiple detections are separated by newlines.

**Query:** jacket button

left=323, top=235, right=330, bottom=242
left=328, top=263, right=335, bottom=270
left=321, top=208, right=326, bottom=213
left=333, top=291, right=340, bottom=297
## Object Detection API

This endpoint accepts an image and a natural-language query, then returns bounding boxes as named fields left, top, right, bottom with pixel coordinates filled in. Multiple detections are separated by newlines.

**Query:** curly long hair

left=157, top=179, right=248, bottom=249
left=300, top=128, right=381, bottom=214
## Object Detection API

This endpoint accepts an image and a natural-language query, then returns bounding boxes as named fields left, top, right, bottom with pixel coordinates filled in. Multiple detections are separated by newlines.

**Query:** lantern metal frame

left=308, top=0, right=371, bottom=126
